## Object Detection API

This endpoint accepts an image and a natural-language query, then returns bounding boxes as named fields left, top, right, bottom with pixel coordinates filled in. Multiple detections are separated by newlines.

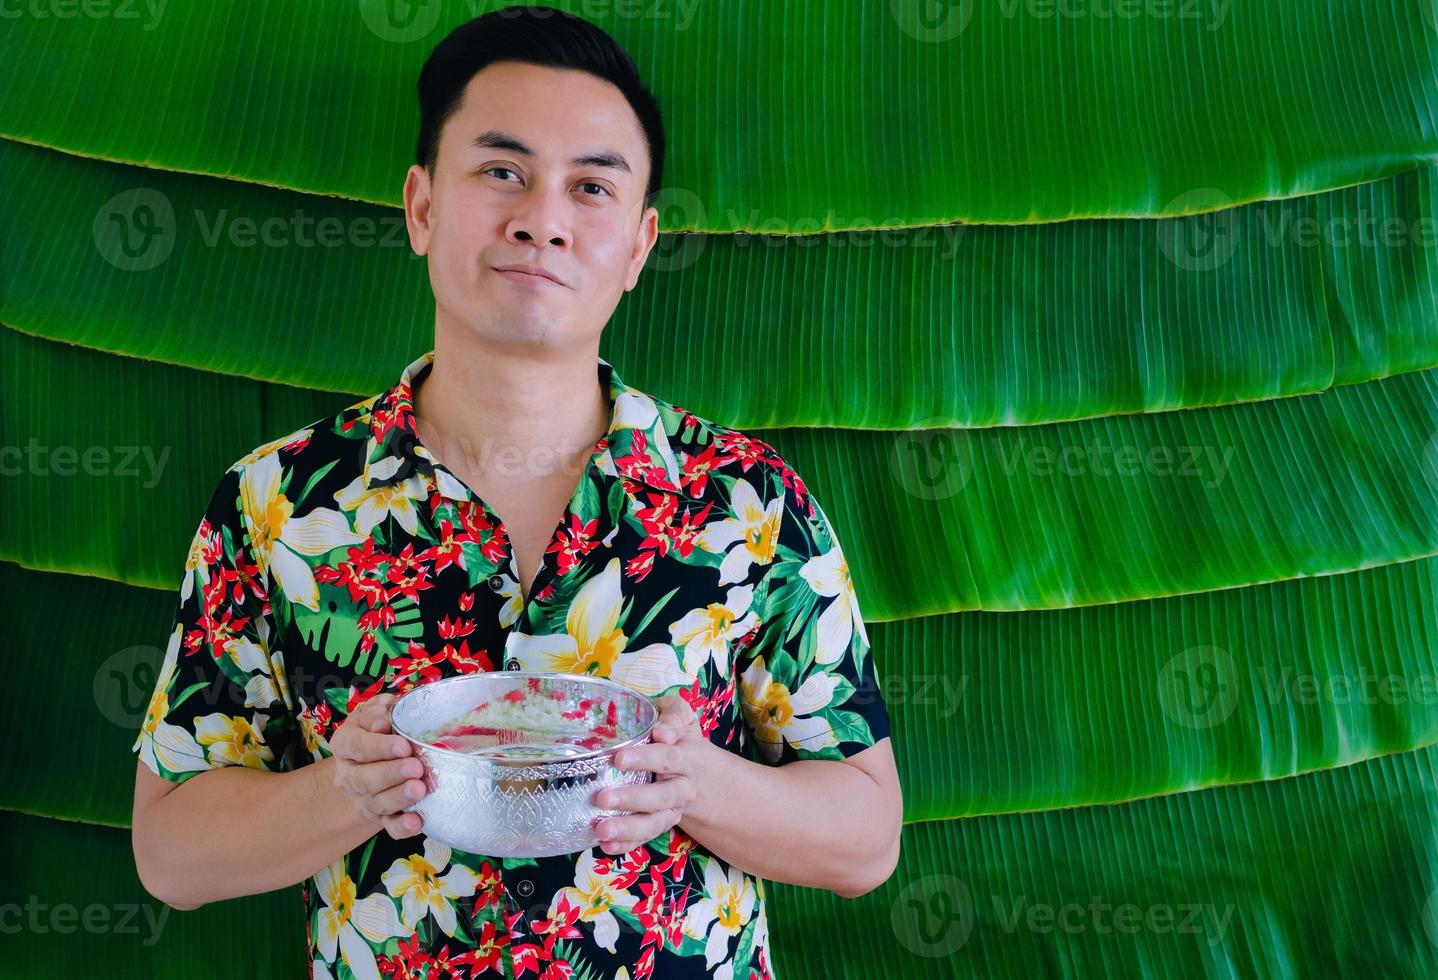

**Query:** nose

left=504, top=182, right=571, bottom=250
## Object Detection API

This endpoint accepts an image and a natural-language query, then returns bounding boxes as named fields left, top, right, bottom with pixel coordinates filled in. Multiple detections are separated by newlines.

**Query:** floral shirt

left=131, top=350, right=892, bottom=980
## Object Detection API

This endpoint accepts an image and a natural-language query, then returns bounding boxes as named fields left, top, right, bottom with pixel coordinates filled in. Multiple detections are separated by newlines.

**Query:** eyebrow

left=470, top=129, right=632, bottom=175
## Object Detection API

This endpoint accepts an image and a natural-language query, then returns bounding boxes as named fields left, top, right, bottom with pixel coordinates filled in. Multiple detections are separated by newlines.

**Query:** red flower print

left=678, top=442, right=725, bottom=497
left=376, top=933, right=431, bottom=979
left=438, top=614, right=476, bottom=639
left=419, top=519, right=475, bottom=575
left=385, top=543, right=435, bottom=604
left=548, top=514, right=600, bottom=576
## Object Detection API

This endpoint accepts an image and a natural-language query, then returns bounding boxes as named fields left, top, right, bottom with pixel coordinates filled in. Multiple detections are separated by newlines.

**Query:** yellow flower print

left=696, top=478, right=782, bottom=584
left=738, top=656, right=841, bottom=763
left=379, top=837, right=481, bottom=937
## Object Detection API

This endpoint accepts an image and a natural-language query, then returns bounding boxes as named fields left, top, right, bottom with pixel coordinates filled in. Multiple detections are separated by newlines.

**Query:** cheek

left=428, top=221, right=491, bottom=287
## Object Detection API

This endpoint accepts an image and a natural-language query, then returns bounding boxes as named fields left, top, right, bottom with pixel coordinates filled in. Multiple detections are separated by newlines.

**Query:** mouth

left=493, top=265, right=564, bottom=288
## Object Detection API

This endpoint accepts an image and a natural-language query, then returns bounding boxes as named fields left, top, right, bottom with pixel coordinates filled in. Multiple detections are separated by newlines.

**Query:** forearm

left=679, top=744, right=898, bottom=898
left=136, top=758, right=380, bottom=909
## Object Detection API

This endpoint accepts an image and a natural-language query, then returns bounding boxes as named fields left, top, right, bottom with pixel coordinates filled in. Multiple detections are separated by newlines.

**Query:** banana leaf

left=768, top=743, right=1438, bottom=978
left=7, top=138, right=1438, bottom=427
left=0, top=810, right=306, bottom=979
left=6, top=745, right=1435, bottom=980
left=7, top=327, right=1438, bottom=616
left=7, top=553, right=1438, bottom=828
left=4, top=1, right=1438, bottom=225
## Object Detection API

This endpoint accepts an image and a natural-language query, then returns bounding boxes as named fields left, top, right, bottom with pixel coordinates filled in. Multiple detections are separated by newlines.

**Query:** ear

left=623, top=203, right=661, bottom=291
left=403, top=164, right=434, bottom=256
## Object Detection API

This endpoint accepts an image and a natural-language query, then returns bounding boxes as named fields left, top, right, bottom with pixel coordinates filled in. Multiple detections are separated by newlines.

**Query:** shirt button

left=505, top=657, right=521, bottom=671
left=487, top=573, right=505, bottom=592
left=516, top=879, right=534, bottom=897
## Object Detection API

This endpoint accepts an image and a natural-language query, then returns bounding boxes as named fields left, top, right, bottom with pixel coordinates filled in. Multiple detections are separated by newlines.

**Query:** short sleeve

left=130, top=463, right=302, bottom=785
left=735, top=470, right=891, bottom=766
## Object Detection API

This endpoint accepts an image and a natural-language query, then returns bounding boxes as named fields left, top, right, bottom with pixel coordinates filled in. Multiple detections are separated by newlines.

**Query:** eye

left=578, top=182, right=610, bottom=197
left=483, top=166, right=520, bottom=182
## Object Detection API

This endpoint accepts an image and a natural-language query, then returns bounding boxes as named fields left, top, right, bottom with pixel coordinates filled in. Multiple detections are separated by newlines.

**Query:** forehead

left=442, top=60, right=648, bottom=170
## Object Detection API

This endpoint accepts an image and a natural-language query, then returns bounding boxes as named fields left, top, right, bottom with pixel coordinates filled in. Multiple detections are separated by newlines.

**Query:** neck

left=411, top=330, right=611, bottom=485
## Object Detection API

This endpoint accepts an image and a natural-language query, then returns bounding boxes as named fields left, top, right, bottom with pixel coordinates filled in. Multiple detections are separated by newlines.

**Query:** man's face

left=404, top=60, right=659, bottom=351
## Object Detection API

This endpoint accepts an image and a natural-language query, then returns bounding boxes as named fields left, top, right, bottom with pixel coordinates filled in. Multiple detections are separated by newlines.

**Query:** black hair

left=415, top=5, right=666, bottom=209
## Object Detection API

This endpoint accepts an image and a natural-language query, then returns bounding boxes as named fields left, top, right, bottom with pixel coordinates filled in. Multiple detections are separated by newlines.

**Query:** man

left=130, top=7, right=901, bottom=978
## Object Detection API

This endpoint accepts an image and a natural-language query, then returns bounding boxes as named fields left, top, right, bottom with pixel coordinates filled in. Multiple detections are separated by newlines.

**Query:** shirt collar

left=360, top=350, right=699, bottom=501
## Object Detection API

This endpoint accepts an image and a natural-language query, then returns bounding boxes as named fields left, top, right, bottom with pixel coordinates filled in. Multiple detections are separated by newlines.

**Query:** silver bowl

left=390, top=671, right=658, bottom=857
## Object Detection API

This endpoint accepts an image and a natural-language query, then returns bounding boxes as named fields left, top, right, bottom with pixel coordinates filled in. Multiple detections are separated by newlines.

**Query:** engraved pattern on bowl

left=390, top=671, right=658, bottom=857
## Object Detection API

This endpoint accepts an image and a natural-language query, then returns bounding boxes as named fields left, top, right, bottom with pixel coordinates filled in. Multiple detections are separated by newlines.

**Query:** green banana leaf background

left=4, top=0, right=1438, bottom=976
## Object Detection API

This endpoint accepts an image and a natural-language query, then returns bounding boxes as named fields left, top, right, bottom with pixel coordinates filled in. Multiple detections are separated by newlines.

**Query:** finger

left=597, top=809, right=678, bottom=851
left=384, top=810, right=424, bottom=840
left=342, top=757, right=425, bottom=797
left=365, top=775, right=429, bottom=818
left=355, top=694, right=399, bottom=733
left=615, top=743, right=683, bottom=776
left=601, top=840, right=647, bottom=856
left=652, top=698, right=697, bottom=740
left=592, top=776, right=688, bottom=813
left=343, top=729, right=413, bottom=765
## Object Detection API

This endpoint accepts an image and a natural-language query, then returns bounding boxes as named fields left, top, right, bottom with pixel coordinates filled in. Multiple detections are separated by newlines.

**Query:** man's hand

left=590, top=693, right=713, bottom=855
left=330, top=692, right=429, bottom=840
